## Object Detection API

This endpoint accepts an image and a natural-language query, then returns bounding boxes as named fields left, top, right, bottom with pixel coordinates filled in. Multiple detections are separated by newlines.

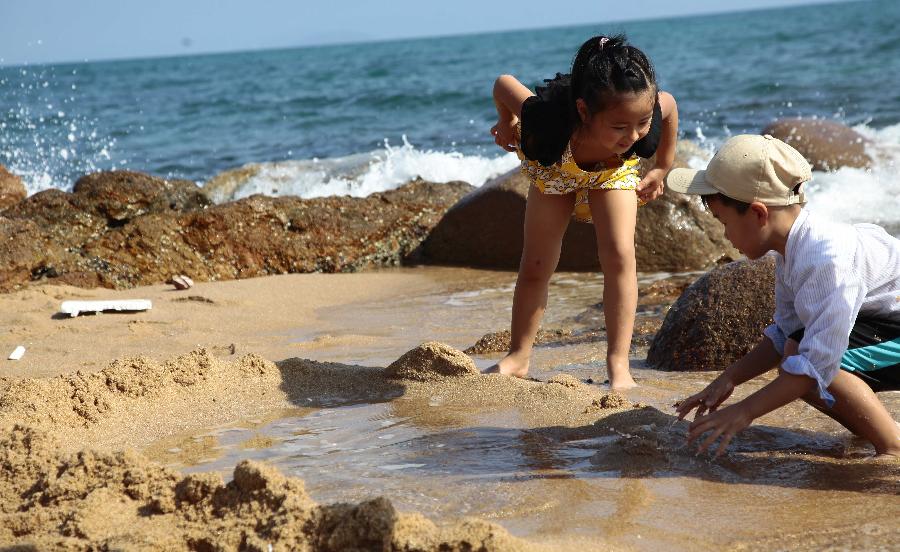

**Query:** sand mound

left=385, top=341, right=479, bottom=381
left=0, top=424, right=533, bottom=551
left=583, top=392, right=630, bottom=413
left=0, top=349, right=278, bottom=428
left=547, top=374, right=583, bottom=389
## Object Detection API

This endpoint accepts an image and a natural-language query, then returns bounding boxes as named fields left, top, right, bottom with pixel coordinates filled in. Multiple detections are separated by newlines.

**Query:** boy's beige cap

left=666, top=134, right=811, bottom=205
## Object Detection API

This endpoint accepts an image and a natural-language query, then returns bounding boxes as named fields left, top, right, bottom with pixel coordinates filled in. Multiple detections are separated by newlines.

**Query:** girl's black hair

left=520, top=34, right=660, bottom=167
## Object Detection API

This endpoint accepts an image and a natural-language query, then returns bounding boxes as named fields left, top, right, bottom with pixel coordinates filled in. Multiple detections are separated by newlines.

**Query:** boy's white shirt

left=763, top=208, right=900, bottom=407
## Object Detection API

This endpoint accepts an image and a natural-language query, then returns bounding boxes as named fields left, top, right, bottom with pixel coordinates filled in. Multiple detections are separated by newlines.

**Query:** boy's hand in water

left=490, top=117, right=519, bottom=152
left=637, top=167, right=667, bottom=202
left=687, top=403, right=752, bottom=457
left=675, top=375, right=735, bottom=420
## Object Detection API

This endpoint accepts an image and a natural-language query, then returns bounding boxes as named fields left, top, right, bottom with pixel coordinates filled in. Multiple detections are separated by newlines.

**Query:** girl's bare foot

left=607, top=359, right=638, bottom=390
left=483, top=353, right=530, bottom=378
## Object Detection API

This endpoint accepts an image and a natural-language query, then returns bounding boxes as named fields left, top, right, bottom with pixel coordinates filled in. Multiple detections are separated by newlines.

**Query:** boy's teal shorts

left=788, top=317, right=900, bottom=392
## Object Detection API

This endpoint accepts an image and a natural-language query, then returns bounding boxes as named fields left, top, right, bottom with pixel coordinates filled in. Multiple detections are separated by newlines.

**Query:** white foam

left=210, top=136, right=520, bottom=202
left=804, top=122, right=900, bottom=227
left=682, top=123, right=900, bottom=230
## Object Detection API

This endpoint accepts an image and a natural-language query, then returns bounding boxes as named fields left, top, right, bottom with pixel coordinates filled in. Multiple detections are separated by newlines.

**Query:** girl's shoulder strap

left=625, top=94, right=663, bottom=159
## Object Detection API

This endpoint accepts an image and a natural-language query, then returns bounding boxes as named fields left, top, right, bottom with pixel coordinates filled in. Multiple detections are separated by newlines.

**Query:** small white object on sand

left=8, top=346, right=25, bottom=360
left=60, top=299, right=153, bottom=318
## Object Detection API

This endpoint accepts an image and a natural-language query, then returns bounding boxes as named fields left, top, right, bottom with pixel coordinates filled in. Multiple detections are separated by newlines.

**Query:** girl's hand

left=637, top=167, right=667, bottom=203
left=675, top=375, right=735, bottom=421
left=491, top=117, right=519, bottom=152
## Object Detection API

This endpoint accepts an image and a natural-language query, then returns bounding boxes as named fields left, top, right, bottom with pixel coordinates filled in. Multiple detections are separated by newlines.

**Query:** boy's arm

left=675, top=336, right=781, bottom=420
left=687, top=372, right=816, bottom=456
left=637, top=91, right=678, bottom=202
left=491, top=75, right=534, bottom=152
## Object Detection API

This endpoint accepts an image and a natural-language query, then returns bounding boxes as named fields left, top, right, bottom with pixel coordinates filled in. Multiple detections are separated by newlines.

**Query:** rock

left=646, top=256, right=776, bottom=371
left=0, top=173, right=472, bottom=292
left=762, top=118, right=871, bottom=171
left=384, top=342, right=479, bottom=381
left=423, top=140, right=737, bottom=271
left=201, top=164, right=263, bottom=203
left=168, top=275, right=194, bottom=290
left=0, top=166, right=27, bottom=211
left=72, top=170, right=212, bottom=224
left=465, top=328, right=573, bottom=354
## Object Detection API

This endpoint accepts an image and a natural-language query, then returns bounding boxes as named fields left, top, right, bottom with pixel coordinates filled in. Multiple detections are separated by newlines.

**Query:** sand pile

left=385, top=341, right=479, bottom=381
left=0, top=424, right=533, bottom=551
left=0, top=349, right=286, bottom=451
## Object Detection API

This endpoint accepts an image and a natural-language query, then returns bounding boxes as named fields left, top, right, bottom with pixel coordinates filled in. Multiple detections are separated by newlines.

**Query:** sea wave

left=201, top=136, right=520, bottom=203
left=803, top=122, right=900, bottom=229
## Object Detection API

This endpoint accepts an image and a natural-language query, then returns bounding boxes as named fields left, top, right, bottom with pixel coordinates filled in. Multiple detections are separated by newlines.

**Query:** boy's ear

left=749, top=202, right=769, bottom=225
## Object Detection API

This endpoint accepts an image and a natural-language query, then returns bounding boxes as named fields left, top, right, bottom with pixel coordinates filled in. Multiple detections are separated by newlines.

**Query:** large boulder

left=0, top=172, right=473, bottom=291
left=762, top=118, right=871, bottom=171
left=0, top=166, right=27, bottom=211
left=423, top=140, right=737, bottom=271
left=646, top=256, right=776, bottom=372
left=72, top=171, right=212, bottom=224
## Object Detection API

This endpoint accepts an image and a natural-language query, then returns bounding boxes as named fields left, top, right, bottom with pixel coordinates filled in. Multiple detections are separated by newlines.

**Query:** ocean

left=1, top=0, right=898, bottom=226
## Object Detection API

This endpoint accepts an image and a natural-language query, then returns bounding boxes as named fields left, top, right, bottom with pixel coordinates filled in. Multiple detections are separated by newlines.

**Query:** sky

left=1, top=0, right=854, bottom=66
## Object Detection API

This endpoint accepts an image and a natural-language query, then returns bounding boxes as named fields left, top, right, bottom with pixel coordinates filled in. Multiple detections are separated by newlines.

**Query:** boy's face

left=706, top=197, right=769, bottom=260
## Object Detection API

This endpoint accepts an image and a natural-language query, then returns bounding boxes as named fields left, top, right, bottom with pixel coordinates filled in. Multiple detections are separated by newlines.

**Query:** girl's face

left=581, top=89, right=655, bottom=155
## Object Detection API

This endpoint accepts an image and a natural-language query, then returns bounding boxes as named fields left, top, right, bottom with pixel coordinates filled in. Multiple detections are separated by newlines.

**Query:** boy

left=666, top=134, right=900, bottom=457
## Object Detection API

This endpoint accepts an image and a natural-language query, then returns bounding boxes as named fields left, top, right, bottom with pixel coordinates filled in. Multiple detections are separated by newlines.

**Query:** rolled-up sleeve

left=781, top=261, right=866, bottom=408
left=764, top=324, right=787, bottom=355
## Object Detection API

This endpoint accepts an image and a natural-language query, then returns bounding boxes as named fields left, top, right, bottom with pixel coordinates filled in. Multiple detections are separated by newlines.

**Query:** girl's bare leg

left=488, top=186, right=574, bottom=377
left=588, top=188, right=638, bottom=389
left=783, top=339, right=900, bottom=456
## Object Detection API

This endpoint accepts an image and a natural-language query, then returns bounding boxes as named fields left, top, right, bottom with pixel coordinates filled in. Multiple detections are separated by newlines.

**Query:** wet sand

left=0, top=267, right=897, bottom=550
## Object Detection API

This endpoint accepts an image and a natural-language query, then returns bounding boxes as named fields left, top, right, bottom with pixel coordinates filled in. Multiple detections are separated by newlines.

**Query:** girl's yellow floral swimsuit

left=517, top=142, right=643, bottom=223
left=515, top=82, right=662, bottom=224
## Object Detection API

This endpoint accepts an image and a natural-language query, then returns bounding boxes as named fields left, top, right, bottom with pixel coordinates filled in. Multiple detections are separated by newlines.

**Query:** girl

left=488, top=34, right=678, bottom=389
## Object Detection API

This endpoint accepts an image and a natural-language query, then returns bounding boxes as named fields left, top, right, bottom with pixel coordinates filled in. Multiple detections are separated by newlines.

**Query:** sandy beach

left=1, top=267, right=897, bottom=551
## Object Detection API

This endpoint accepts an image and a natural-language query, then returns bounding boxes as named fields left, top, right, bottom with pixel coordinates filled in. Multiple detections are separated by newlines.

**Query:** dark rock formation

left=0, top=166, right=27, bottom=211
left=646, top=256, right=776, bottom=371
left=762, top=118, right=871, bottom=171
left=0, top=171, right=472, bottom=291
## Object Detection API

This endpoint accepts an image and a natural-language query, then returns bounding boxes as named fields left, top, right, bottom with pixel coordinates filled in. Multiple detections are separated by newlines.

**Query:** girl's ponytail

left=520, top=73, right=575, bottom=167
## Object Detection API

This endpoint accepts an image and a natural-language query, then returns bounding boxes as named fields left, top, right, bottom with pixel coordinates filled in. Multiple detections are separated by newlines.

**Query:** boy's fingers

left=695, top=403, right=709, bottom=418
left=697, top=427, right=724, bottom=454
left=714, top=433, right=735, bottom=458
left=676, top=397, right=702, bottom=420
left=686, top=420, right=709, bottom=444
